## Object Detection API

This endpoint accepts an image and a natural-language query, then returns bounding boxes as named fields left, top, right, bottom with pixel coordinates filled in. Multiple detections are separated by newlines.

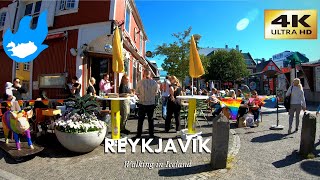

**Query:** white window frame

left=140, top=32, right=143, bottom=53
left=0, top=9, right=7, bottom=30
left=24, top=62, right=30, bottom=71
left=56, top=0, right=79, bottom=16
left=124, top=4, right=131, bottom=33
left=139, top=64, right=142, bottom=72
left=134, top=27, right=138, bottom=43
left=16, top=62, right=19, bottom=70
left=25, top=1, right=42, bottom=29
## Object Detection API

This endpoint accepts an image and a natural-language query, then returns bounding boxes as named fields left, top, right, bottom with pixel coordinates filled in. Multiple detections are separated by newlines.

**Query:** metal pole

left=191, top=78, right=194, bottom=95
left=270, top=92, right=284, bottom=130
left=276, top=96, right=279, bottom=126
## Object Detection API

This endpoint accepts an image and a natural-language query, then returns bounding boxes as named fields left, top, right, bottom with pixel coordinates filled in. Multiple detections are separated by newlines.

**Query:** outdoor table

left=96, top=96, right=132, bottom=140
left=176, top=95, right=209, bottom=134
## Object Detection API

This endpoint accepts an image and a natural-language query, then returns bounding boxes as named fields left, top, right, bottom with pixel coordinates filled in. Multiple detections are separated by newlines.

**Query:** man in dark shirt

left=12, top=78, right=27, bottom=100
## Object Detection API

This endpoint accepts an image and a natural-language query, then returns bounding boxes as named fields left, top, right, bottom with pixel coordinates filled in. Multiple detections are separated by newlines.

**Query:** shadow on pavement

left=272, top=150, right=303, bottom=168
left=158, top=164, right=212, bottom=177
left=261, top=109, right=288, bottom=115
left=300, top=160, right=320, bottom=177
left=35, top=133, right=86, bottom=158
left=251, top=133, right=292, bottom=143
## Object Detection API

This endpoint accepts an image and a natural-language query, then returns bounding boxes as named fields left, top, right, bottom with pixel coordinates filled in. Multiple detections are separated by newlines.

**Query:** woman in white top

left=285, top=78, right=306, bottom=134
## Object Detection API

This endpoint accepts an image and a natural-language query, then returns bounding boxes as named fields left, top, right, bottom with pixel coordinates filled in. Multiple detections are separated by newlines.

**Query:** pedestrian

left=99, top=73, right=114, bottom=110
left=4, top=82, right=16, bottom=101
left=99, top=73, right=114, bottom=94
left=316, top=105, right=320, bottom=116
left=135, top=70, right=159, bottom=138
left=12, top=78, right=27, bottom=100
left=237, top=89, right=244, bottom=98
left=165, top=76, right=182, bottom=133
left=285, top=78, right=306, bottom=134
left=249, top=90, right=263, bottom=126
left=71, top=76, right=81, bottom=97
left=119, top=74, right=131, bottom=134
left=229, top=90, right=237, bottom=99
left=130, top=89, right=139, bottom=118
left=86, top=77, right=96, bottom=96
left=161, top=76, right=171, bottom=120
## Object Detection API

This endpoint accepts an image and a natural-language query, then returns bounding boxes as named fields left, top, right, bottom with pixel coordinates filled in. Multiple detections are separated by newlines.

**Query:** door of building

left=90, top=58, right=111, bottom=94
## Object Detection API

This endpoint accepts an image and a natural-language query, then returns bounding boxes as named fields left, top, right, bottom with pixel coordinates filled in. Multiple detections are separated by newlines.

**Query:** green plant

left=66, top=94, right=100, bottom=116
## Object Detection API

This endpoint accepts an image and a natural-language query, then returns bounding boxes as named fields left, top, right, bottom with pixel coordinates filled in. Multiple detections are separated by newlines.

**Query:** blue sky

left=136, top=0, right=320, bottom=68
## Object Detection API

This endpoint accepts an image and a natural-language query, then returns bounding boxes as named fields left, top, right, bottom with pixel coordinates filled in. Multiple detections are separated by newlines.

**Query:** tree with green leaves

left=154, top=27, right=207, bottom=82
left=206, top=49, right=249, bottom=82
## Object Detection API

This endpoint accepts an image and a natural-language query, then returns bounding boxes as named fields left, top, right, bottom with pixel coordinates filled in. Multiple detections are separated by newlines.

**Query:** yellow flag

left=112, top=27, right=124, bottom=73
left=189, top=35, right=204, bottom=78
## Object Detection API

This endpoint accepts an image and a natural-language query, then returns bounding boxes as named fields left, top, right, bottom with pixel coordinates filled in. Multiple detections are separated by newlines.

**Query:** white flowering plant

left=54, top=113, right=105, bottom=133
left=53, top=94, right=105, bottom=133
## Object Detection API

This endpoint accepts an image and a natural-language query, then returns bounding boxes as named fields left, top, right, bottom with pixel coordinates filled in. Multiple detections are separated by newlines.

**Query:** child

left=130, top=89, right=139, bottom=117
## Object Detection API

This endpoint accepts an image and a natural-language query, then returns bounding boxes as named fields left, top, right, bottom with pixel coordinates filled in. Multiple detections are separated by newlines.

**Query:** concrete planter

left=55, top=124, right=106, bottom=153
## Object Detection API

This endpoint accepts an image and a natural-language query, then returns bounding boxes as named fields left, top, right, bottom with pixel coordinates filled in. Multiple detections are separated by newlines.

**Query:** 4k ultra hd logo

left=265, top=10, right=317, bottom=39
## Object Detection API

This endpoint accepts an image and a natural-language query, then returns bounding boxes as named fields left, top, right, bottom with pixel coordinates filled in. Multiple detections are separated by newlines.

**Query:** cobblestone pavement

left=227, top=106, right=320, bottom=180
left=0, top=111, right=237, bottom=180
left=0, top=105, right=319, bottom=180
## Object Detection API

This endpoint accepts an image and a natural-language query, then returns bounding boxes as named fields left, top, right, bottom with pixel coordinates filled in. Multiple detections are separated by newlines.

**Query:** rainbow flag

left=18, top=100, right=24, bottom=107
left=220, top=98, right=242, bottom=120
left=28, top=100, right=35, bottom=106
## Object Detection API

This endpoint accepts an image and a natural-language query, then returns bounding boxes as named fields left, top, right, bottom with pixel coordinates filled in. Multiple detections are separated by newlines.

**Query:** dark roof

left=242, top=52, right=256, bottom=65
left=256, top=60, right=271, bottom=72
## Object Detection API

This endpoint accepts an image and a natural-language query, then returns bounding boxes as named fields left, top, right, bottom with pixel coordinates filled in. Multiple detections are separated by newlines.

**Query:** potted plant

left=53, top=95, right=107, bottom=153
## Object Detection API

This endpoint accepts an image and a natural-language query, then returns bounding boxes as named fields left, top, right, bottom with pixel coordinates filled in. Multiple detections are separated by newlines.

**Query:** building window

left=134, top=28, right=138, bottom=42
left=0, top=11, right=6, bottom=28
left=124, top=59, right=130, bottom=75
left=140, top=33, right=143, bottom=53
left=25, top=1, right=42, bottom=29
left=24, top=62, right=30, bottom=71
left=125, top=6, right=130, bottom=32
left=59, top=0, right=76, bottom=10
left=16, top=62, right=19, bottom=70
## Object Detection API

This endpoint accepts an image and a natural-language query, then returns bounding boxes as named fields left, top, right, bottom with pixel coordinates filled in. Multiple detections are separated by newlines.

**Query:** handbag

left=284, top=86, right=293, bottom=112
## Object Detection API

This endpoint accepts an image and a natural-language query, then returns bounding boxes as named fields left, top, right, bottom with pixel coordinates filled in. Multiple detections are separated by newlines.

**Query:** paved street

left=0, top=105, right=319, bottom=180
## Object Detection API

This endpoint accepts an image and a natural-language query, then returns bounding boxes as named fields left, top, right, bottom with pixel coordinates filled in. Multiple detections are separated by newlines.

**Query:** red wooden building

left=0, top=0, right=151, bottom=99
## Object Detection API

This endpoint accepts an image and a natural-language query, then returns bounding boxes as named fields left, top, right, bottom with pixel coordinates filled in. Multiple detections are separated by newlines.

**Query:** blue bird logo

left=3, top=10, right=49, bottom=63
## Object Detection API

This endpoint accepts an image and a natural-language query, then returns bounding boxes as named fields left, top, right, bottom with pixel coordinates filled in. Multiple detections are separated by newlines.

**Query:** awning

left=87, top=34, right=128, bottom=57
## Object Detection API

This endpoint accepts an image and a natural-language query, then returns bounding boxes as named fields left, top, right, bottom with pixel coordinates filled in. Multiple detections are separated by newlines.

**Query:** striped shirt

left=136, top=78, right=159, bottom=105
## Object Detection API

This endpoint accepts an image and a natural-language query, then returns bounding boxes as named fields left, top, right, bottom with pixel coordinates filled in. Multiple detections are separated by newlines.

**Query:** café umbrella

left=189, top=35, right=205, bottom=95
left=187, top=35, right=205, bottom=134
left=111, top=26, right=124, bottom=140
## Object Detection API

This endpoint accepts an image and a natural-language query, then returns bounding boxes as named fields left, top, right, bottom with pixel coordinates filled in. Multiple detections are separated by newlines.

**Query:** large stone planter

left=55, top=124, right=106, bottom=153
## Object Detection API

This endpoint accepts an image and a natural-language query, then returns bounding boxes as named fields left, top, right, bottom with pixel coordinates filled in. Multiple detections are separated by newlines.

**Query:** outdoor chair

left=196, top=100, right=210, bottom=125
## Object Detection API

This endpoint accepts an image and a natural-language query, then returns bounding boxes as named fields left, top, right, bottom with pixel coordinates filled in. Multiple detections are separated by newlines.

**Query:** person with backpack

left=285, top=78, right=306, bottom=134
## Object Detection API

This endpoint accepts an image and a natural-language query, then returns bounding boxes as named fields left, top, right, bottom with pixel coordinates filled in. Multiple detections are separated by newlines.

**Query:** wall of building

left=76, top=22, right=112, bottom=95
left=32, top=29, right=78, bottom=99
left=50, top=1, right=111, bottom=30
left=0, top=50, right=13, bottom=98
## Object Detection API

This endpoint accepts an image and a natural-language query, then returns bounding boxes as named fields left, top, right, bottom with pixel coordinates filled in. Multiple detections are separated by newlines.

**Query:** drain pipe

left=64, top=31, right=69, bottom=72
